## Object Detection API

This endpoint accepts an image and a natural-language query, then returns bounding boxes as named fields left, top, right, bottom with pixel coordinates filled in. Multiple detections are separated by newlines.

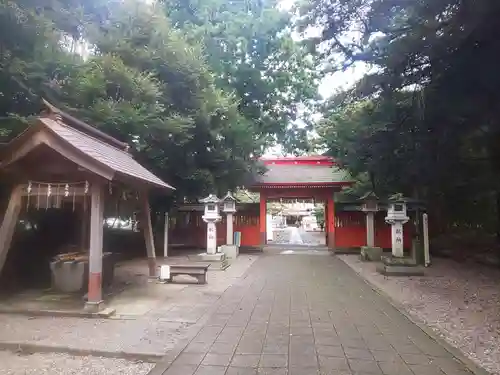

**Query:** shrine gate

left=168, top=156, right=415, bottom=251
left=250, top=156, right=351, bottom=250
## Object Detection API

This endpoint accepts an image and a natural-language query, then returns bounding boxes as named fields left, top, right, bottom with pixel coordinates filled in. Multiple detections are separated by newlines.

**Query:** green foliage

left=163, top=0, right=321, bottom=153
left=312, top=206, right=324, bottom=227
left=302, top=0, right=500, bottom=239
left=0, top=0, right=319, bottom=206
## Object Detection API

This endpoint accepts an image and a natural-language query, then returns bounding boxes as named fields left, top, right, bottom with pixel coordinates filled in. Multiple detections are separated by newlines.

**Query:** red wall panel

left=170, top=209, right=414, bottom=250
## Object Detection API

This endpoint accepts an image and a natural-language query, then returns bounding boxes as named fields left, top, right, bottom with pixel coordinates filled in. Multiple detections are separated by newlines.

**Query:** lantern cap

left=359, top=191, right=379, bottom=201
left=222, top=191, right=237, bottom=202
left=200, top=194, right=220, bottom=204
left=388, top=193, right=410, bottom=203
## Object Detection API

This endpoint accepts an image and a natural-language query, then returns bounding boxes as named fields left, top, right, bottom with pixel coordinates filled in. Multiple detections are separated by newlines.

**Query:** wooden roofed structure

left=249, top=156, right=353, bottom=249
left=0, top=100, right=174, bottom=311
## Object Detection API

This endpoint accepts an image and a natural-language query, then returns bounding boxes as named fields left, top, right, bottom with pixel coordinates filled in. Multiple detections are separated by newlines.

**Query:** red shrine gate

left=250, top=156, right=351, bottom=250
left=168, top=156, right=414, bottom=250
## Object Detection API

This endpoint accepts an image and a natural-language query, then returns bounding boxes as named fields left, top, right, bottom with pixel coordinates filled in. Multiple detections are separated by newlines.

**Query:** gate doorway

left=249, top=156, right=353, bottom=251
left=266, top=198, right=326, bottom=246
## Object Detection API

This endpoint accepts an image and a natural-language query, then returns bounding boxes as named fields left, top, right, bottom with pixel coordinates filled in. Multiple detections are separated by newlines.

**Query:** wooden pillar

left=326, top=192, right=335, bottom=251
left=0, top=185, right=23, bottom=276
left=140, top=192, right=157, bottom=277
left=259, top=192, right=267, bottom=247
left=86, top=183, right=104, bottom=311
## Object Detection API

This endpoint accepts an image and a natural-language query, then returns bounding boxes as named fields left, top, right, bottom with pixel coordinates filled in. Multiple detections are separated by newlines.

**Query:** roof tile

left=42, top=117, right=174, bottom=190
left=256, top=164, right=351, bottom=185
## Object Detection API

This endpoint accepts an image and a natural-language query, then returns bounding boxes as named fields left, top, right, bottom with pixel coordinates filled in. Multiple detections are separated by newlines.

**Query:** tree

left=1, top=0, right=264, bottom=203
left=312, top=206, right=325, bottom=230
left=163, top=0, right=321, bottom=153
left=301, top=0, right=500, bottom=251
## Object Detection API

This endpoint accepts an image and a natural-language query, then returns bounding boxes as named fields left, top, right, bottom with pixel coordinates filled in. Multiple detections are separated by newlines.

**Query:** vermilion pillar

left=326, top=192, right=335, bottom=251
left=86, top=183, right=104, bottom=312
left=259, top=192, right=267, bottom=247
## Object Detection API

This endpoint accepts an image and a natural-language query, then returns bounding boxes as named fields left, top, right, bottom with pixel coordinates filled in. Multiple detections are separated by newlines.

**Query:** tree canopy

left=0, top=0, right=319, bottom=205
left=302, top=0, right=500, bottom=243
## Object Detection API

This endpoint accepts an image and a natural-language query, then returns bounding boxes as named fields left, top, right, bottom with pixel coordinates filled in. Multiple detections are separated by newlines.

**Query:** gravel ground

left=0, top=255, right=259, bottom=375
left=0, top=351, right=154, bottom=375
left=0, top=315, right=188, bottom=356
left=340, top=254, right=500, bottom=374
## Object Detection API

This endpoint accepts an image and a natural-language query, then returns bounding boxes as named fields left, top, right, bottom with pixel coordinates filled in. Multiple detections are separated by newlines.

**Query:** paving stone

left=407, top=363, right=445, bottom=375
left=225, top=367, right=258, bottom=375
left=396, top=344, right=423, bottom=354
left=348, top=359, right=382, bottom=374
left=163, top=363, right=198, bottom=375
left=262, top=344, right=288, bottom=355
left=174, top=352, right=206, bottom=365
left=315, top=344, right=344, bottom=357
left=290, top=346, right=316, bottom=358
left=370, top=349, right=401, bottom=362
left=318, top=356, right=350, bottom=370
left=344, top=348, right=374, bottom=362
left=429, top=356, right=470, bottom=374
left=289, top=354, right=319, bottom=368
left=194, top=365, right=227, bottom=375
left=399, top=352, right=432, bottom=365
left=209, top=342, right=238, bottom=354
left=364, top=340, right=393, bottom=351
left=202, top=353, right=234, bottom=366
left=259, top=354, right=288, bottom=368
left=377, top=361, right=413, bottom=375
left=340, top=338, right=367, bottom=349
left=149, top=251, right=474, bottom=375
left=236, top=342, right=264, bottom=354
left=184, top=342, right=213, bottom=353
left=315, top=336, right=341, bottom=346
left=257, top=368, right=288, bottom=375
left=231, top=354, right=261, bottom=368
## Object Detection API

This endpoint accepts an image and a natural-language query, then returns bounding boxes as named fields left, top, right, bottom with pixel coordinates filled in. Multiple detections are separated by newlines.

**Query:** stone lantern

left=385, top=193, right=409, bottom=258
left=200, top=194, right=221, bottom=255
left=221, top=192, right=237, bottom=245
left=359, top=191, right=382, bottom=261
left=377, top=193, right=424, bottom=276
left=189, top=194, right=228, bottom=269
left=220, top=191, right=239, bottom=261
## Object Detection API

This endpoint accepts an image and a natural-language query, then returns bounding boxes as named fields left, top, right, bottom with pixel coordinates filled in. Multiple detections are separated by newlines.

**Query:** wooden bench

left=168, top=264, right=210, bottom=284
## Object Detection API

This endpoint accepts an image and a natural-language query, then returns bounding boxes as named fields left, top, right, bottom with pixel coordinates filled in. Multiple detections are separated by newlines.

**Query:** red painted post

left=259, top=192, right=267, bottom=247
left=86, top=183, right=104, bottom=312
left=327, top=192, right=335, bottom=250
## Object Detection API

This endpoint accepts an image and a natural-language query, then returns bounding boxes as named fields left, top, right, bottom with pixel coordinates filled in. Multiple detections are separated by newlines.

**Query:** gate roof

left=251, top=156, right=353, bottom=189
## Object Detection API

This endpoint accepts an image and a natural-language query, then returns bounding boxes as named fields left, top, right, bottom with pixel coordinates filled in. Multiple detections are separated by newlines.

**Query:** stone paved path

left=152, top=249, right=474, bottom=375
left=272, top=229, right=325, bottom=246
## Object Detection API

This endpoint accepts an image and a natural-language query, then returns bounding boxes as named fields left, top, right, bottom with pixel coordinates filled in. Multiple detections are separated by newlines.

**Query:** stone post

left=391, top=221, right=404, bottom=257
left=207, top=221, right=217, bottom=254
left=359, top=192, right=382, bottom=261
left=226, top=212, right=234, bottom=245
left=423, top=213, right=430, bottom=266
left=163, top=212, right=169, bottom=257
left=221, top=191, right=238, bottom=261
left=366, top=211, right=375, bottom=247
